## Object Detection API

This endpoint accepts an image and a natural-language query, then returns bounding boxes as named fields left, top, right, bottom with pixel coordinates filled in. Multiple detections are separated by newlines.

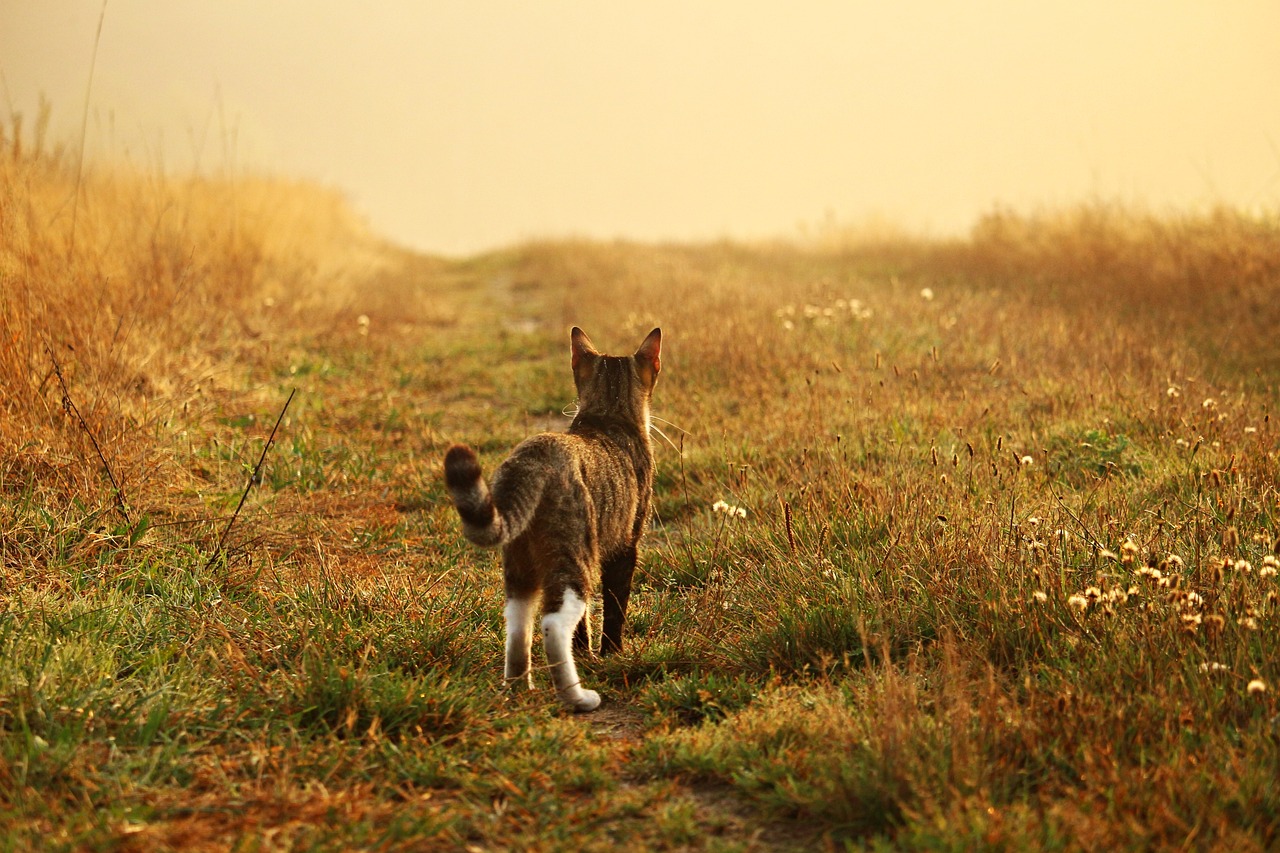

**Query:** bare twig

left=69, top=0, right=108, bottom=259
left=204, top=388, right=297, bottom=572
left=47, top=343, right=131, bottom=524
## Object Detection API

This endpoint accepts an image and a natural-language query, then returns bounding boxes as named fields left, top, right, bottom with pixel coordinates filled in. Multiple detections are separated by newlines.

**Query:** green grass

left=3, top=136, right=1280, bottom=848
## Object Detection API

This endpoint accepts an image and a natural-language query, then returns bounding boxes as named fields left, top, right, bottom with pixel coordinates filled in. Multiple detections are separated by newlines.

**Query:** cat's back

left=495, top=426, right=647, bottom=544
left=499, top=426, right=644, bottom=492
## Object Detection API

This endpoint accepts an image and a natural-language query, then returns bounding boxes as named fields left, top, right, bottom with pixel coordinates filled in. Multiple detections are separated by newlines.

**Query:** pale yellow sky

left=4, top=1, right=1279, bottom=255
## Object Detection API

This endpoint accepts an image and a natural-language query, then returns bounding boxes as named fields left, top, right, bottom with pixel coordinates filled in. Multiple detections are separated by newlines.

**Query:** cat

left=443, top=326, right=662, bottom=712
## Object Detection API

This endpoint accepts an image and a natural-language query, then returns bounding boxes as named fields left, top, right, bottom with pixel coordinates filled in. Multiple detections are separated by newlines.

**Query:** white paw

left=570, top=689, right=601, bottom=713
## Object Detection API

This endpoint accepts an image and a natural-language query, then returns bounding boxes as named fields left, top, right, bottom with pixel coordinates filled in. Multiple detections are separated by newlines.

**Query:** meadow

left=2, top=122, right=1280, bottom=850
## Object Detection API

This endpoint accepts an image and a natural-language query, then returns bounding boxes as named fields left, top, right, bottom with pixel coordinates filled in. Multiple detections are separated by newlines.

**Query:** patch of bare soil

left=588, top=702, right=647, bottom=742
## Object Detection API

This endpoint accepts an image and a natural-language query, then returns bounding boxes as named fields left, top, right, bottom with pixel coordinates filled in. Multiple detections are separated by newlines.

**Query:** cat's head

left=570, top=327, right=661, bottom=422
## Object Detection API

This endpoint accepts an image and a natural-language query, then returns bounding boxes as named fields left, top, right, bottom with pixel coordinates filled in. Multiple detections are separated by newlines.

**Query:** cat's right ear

left=571, top=327, right=599, bottom=383
left=634, top=327, right=662, bottom=380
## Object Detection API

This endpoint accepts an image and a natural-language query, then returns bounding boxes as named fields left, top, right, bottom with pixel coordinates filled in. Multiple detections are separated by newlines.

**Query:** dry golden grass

left=0, top=135, right=396, bottom=515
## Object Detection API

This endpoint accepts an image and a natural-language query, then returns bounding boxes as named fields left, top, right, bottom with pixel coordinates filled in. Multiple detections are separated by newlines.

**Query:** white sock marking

left=541, top=588, right=601, bottom=712
left=504, top=597, right=535, bottom=689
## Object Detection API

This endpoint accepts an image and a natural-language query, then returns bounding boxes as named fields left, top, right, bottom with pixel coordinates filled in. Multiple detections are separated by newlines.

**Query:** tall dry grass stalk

left=0, top=124, right=387, bottom=506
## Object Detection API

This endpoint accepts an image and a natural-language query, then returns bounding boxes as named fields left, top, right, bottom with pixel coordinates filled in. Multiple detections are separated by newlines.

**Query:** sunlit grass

left=2, top=119, right=1279, bottom=849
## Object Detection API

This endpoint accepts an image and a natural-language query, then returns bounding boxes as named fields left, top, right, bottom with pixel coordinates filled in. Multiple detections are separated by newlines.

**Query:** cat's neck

left=569, top=408, right=651, bottom=444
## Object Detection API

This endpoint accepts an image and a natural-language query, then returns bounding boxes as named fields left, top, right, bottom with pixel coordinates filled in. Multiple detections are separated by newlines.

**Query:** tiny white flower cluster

left=775, top=297, right=873, bottom=331
left=712, top=500, right=747, bottom=519
left=1261, top=555, right=1279, bottom=578
left=1066, top=584, right=1138, bottom=614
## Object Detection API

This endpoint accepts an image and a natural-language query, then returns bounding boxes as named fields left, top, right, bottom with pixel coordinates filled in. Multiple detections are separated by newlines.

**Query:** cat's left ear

left=634, top=328, right=662, bottom=380
left=571, top=327, right=600, bottom=384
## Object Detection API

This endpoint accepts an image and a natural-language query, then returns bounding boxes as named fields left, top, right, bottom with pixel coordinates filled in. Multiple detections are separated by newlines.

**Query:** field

left=3, top=128, right=1280, bottom=850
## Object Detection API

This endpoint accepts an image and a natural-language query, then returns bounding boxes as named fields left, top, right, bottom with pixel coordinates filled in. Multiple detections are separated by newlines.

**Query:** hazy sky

left=4, top=2, right=1279, bottom=255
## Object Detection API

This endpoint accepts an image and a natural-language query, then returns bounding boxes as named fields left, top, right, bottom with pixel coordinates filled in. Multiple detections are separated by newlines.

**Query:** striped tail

left=443, top=444, right=544, bottom=548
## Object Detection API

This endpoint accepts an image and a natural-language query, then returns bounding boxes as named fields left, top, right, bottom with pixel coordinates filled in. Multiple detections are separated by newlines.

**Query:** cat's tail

left=444, top=443, right=543, bottom=548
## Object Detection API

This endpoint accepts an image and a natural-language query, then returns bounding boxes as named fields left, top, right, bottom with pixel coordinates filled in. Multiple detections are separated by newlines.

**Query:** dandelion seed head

left=920, top=287, right=935, bottom=301
left=712, top=500, right=747, bottom=519
left=1248, top=679, right=1267, bottom=695
left=1019, top=455, right=1034, bottom=466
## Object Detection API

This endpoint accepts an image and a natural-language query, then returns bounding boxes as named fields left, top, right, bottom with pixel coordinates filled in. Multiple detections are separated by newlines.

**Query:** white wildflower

left=712, top=500, right=747, bottom=519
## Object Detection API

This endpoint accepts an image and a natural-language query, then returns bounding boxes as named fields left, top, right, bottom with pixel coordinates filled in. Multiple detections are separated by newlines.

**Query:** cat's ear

left=634, top=327, right=661, bottom=380
left=571, top=327, right=599, bottom=382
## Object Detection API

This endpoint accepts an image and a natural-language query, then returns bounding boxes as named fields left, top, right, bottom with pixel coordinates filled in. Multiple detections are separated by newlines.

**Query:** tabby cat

left=443, top=326, right=662, bottom=712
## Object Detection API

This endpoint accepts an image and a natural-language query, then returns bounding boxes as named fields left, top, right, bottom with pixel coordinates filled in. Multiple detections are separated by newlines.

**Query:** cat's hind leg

left=503, top=596, right=536, bottom=689
left=541, top=587, right=601, bottom=712
left=601, top=546, right=638, bottom=654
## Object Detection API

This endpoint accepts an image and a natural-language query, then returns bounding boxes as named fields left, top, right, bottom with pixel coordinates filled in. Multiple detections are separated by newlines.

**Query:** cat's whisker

left=650, top=414, right=689, bottom=435
left=648, top=421, right=683, bottom=456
